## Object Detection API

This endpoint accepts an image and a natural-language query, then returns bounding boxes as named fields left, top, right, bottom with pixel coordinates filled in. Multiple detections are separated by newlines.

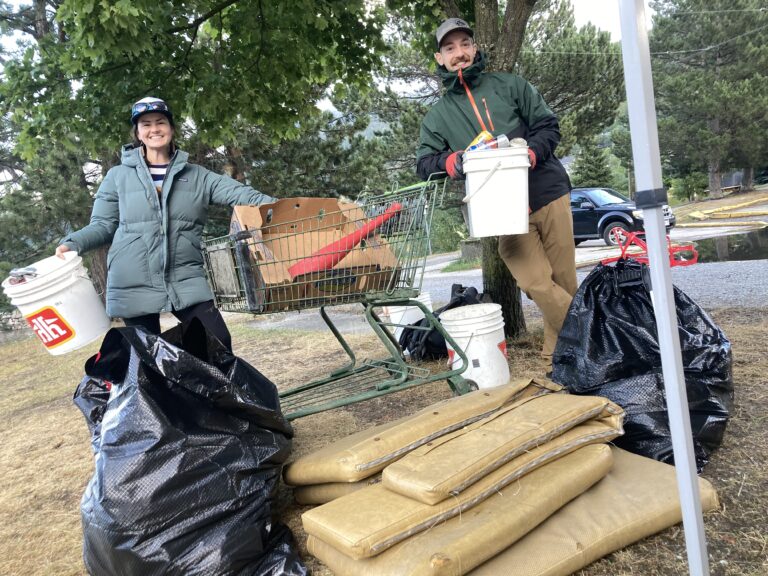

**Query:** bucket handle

left=76, top=270, right=105, bottom=297
left=449, top=332, right=476, bottom=367
left=462, top=156, right=530, bottom=204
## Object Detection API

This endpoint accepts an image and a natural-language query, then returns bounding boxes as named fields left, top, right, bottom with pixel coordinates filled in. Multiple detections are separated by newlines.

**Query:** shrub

left=670, top=172, right=708, bottom=202
left=429, top=205, right=467, bottom=253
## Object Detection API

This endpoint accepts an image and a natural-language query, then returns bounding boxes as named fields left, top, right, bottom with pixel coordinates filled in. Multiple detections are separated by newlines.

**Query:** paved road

left=422, top=226, right=767, bottom=309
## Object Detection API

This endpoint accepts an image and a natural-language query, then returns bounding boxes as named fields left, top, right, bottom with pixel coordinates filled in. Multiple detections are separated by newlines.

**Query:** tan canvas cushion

left=306, top=444, right=613, bottom=575
left=284, top=378, right=561, bottom=485
left=293, top=475, right=382, bottom=505
left=301, top=418, right=622, bottom=559
left=383, top=394, right=624, bottom=504
left=469, top=447, right=720, bottom=575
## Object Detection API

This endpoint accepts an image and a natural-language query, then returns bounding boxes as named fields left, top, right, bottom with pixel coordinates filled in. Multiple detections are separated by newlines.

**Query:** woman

left=55, top=97, right=275, bottom=350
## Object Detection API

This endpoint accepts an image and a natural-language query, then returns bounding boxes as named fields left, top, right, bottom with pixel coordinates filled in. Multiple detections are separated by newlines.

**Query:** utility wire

left=652, top=22, right=768, bottom=55
left=670, top=9, right=768, bottom=15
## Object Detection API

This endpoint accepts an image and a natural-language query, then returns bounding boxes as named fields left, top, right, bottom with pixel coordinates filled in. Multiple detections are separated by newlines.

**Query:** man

left=417, top=17, right=577, bottom=373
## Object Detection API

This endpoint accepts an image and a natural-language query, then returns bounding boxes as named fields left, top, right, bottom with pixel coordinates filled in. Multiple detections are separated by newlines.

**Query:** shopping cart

left=203, top=178, right=473, bottom=419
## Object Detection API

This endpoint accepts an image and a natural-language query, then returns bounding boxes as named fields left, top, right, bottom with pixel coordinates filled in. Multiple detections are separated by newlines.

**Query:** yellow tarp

left=469, top=447, right=719, bottom=575
left=306, top=445, right=613, bottom=576
left=301, top=420, right=622, bottom=559
left=284, top=378, right=560, bottom=485
left=383, top=394, right=623, bottom=504
left=293, top=475, right=381, bottom=505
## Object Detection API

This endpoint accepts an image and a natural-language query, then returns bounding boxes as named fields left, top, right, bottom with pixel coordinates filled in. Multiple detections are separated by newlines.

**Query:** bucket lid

left=441, top=319, right=505, bottom=338
left=464, top=144, right=528, bottom=162
left=440, top=303, right=502, bottom=322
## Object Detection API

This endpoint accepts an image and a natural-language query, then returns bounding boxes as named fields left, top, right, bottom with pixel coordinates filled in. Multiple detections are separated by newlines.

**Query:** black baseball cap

left=435, top=18, right=474, bottom=49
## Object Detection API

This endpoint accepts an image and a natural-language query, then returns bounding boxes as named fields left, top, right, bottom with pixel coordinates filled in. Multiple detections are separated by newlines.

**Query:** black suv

left=570, top=187, right=676, bottom=246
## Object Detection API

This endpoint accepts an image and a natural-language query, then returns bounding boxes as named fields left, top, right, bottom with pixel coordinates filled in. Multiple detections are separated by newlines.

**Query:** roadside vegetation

left=441, top=257, right=482, bottom=272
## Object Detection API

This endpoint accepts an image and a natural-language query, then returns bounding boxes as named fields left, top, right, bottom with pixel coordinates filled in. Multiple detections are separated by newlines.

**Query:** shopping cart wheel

left=452, top=379, right=478, bottom=396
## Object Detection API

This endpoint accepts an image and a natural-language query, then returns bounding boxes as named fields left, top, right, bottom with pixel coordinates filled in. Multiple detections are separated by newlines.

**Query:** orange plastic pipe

left=287, top=202, right=403, bottom=278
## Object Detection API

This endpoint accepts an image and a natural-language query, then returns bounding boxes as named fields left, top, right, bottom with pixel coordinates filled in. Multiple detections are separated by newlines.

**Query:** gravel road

left=419, top=257, right=767, bottom=311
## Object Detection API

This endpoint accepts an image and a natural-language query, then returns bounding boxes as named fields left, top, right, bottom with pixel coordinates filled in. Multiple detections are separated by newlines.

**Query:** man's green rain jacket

left=60, top=145, right=275, bottom=318
left=416, top=52, right=570, bottom=213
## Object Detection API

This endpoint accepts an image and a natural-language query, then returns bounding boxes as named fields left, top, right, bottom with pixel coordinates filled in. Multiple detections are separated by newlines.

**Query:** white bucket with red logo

left=439, top=303, right=509, bottom=389
left=1, top=252, right=111, bottom=355
left=462, top=143, right=530, bottom=238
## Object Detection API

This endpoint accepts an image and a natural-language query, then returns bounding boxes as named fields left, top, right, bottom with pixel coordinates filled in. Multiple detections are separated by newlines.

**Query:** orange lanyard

left=458, top=69, right=495, bottom=132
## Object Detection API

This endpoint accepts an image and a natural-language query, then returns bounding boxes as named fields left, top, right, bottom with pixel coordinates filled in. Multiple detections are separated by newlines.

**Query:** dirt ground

left=0, top=305, right=766, bottom=575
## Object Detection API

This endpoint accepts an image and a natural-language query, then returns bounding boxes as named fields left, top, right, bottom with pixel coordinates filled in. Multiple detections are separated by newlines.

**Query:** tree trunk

left=741, top=167, right=754, bottom=191
left=474, top=0, right=538, bottom=338
left=86, top=154, right=120, bottom=307
left=224, top=146, right=246, bottom=182
left=473, top=0, right=536, bottom=71
left=708, top=158, right=722, bottom=199
left=33, top=0, right=50, bottom=39
left=85, top=247, right=110, bottom=307
left=481, top=237, right=526, bottom=338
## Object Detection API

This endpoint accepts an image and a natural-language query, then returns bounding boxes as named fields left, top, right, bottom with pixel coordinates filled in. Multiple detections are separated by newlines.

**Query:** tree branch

left=439, top=0, right=463, bottom=19
left=165, top=0, right=239, bottom=34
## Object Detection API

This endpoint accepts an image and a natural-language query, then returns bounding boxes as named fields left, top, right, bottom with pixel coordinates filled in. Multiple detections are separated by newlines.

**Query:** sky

left=571, top=0, right=655, bottom=40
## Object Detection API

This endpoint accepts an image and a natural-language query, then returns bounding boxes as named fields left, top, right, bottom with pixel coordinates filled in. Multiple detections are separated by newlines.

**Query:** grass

left=1, top=306, right=766, bottom=575
left=441, top=257, right=482, bottom=272
left=672, top=186, right=768, bottom=224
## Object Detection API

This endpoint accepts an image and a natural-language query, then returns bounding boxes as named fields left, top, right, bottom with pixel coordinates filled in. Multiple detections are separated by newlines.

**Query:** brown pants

left=498, top=193, right=577, bottom=367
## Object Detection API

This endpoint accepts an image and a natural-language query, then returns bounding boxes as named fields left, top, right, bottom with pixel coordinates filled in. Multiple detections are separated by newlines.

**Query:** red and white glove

left=446, top=151, right=465, bottom=180
left=527, top=148, right=537, bottom=169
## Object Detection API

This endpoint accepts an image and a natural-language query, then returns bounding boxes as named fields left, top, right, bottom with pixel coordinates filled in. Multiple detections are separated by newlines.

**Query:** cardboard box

left=229, top=198, right=400, bottom=312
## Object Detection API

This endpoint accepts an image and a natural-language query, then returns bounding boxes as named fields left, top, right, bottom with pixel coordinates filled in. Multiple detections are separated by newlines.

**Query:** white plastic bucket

left=462, top=144, right=530, bottom=238
left=2, top=252, right=111, bottom=355
left=386, top=292, right=433, bottom=342
left=440, top=303, right=509, bottom=389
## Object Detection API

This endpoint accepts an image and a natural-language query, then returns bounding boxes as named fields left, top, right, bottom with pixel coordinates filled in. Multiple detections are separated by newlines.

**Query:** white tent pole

left=618, top=2, right=710, bottom=575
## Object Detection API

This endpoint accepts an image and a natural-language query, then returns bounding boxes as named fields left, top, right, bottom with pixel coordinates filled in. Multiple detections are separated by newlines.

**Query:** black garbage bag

left=552, top=259, right=733, bottom=470
left=398, top=284, right=486, bottom=361
left=73, top=319, right=307, bottom=576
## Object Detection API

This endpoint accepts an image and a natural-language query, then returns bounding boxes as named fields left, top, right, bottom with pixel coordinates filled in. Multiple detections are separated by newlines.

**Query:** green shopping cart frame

left=203, top=178, right=473, bottom=419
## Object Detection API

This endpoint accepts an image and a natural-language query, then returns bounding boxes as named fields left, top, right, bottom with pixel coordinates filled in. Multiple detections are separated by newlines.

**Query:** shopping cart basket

left=203, top=178, right=473, bottom=419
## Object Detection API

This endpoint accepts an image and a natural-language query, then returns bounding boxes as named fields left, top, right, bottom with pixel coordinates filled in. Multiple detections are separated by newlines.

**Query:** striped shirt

left=147, top=162, right=168, bottom=194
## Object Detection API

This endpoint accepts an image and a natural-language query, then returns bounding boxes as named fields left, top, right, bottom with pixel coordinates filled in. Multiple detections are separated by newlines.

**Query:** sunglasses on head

left=132, top=101, right=169, bottom=119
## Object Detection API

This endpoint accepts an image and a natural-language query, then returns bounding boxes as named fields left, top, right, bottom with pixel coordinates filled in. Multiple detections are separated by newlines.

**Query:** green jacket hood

left=438, top=51, right=487, bottom=93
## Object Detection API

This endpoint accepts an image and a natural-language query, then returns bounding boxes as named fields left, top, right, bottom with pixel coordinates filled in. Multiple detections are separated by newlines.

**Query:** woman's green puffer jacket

left=60, top=145, right=275, bottom=318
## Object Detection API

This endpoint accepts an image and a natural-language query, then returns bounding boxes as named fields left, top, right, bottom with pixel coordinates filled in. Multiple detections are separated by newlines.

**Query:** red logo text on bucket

left=24, top=306, right=75, bottom=348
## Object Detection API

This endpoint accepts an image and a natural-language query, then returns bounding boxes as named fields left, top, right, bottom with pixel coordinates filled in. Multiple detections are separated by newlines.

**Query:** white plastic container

left=462, top=143, right=530, bottom=238
left=386, top=292, right=433, bottom=342
left=2, top=252, right=111, bottom=355
left=439, top=303, right=510, bottom=389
